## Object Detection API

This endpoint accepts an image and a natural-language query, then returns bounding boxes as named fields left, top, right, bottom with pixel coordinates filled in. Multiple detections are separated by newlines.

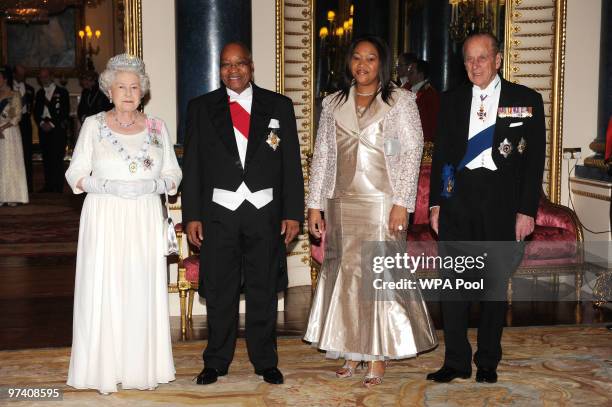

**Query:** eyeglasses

left=220, top=60, right=251, bottom=70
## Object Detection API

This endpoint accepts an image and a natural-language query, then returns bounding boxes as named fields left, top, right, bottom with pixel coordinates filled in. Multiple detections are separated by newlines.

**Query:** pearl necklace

left=113, top=109, right=137, bottom=128
left=356, top=90, right=377, bottom=96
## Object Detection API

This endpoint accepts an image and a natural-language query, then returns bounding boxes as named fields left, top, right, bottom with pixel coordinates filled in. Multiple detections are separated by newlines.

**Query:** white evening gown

left=0, top=92, right=28, bottom=204
left=65, top=112, right=182, bottom=393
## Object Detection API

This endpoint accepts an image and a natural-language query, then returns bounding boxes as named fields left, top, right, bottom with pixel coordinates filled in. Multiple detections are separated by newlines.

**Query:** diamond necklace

left=113, top=109, right=137, bottom=128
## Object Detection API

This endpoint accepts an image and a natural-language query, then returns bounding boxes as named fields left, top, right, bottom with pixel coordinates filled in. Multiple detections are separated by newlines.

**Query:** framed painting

left=1, top=6, right=83, bottom=75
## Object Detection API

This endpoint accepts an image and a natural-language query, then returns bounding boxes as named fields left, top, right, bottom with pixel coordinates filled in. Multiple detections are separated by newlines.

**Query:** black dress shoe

left=195, top=367, right=227, bottom=385
left=476, top=367, right=498, bottom=383
left=257, top=367, right=284, bottom=384
left=426, top=366, right=471, bottom=383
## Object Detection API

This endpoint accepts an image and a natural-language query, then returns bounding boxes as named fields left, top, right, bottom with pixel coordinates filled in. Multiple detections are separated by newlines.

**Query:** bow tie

left=473, top=87, right=488, bottom=99
left=228, top=93, right=251, bottom=104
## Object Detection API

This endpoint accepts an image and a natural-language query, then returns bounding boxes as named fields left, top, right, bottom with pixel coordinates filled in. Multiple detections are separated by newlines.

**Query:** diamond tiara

left=106, top=53, right=145, bottom=73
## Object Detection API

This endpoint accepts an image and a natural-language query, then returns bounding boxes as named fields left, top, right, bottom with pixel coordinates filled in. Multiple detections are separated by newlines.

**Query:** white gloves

left=80, top=177, right=172, bottom=199
left=80, top=176, right=107, bottom=194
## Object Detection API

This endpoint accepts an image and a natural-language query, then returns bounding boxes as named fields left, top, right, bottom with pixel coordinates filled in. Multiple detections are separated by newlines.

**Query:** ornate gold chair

left=174, top=223, right=200, bottom=337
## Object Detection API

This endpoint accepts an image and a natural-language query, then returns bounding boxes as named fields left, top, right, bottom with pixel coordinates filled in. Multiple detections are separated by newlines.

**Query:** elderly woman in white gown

left=65, top=54, right=182, bottom=394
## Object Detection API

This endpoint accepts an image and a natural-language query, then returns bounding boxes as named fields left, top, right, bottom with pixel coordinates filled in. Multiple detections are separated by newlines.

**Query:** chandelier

left=318, top=3, right=354, bottom=96
left=0, top=0, right=104, bottom=23
left=449, top=0, right=504, bottom=43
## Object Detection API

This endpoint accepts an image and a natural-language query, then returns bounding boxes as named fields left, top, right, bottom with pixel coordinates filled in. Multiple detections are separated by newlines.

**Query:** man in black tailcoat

left=427, top=33, right=545, bottom=384
left=34, top=68, right=70, bottom=193
left=182, top=42, right=304, bottom=385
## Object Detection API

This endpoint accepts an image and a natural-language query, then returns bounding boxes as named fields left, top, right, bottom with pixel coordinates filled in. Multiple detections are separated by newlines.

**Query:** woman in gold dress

left=304, top=36, right=437, bottom=387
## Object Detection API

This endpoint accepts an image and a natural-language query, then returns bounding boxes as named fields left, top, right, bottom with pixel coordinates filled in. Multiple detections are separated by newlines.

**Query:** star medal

left=129, top=161, right=138, bottom=173
left=266, top=130, right=280, bottom=151
left=517, top=137, right=527, bottom=154
left=498, top=138, right=513, bottom=158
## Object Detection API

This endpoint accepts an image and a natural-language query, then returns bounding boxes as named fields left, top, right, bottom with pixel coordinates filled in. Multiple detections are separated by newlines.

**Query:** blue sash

left=440, top=125, right=495, bottom=198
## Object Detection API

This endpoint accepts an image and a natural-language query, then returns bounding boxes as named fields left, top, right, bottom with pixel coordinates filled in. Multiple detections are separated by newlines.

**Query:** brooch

left=498, top=138, right=513, bottom=158
left=143, top=156, right=154, bottom=170
left=266, top=130, right=280, bottom=151
left=440, top=164, right=455, bottom=198
left=517, top=137, right=527, bottom=154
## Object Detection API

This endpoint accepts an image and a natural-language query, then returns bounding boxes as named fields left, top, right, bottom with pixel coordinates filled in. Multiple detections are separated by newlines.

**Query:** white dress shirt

left=212, top=84, right=273, bottom=211
left=411, top=79, right=429, bottom=93
left=226, top=84, right=252, bottom=167
left=465, top=74, right=501, bottom=170
left=41, top=82, right=56, bottom=122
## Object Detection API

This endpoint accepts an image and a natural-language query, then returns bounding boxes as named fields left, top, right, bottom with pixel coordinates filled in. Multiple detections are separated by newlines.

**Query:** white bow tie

left=473, top=88, right=489, bottom=99
left=229, top=94, right=251, bottom=104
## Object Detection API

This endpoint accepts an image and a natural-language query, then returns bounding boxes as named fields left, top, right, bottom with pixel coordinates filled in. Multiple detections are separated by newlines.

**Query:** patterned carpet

left=1, top=326, right=610, bottom=406
left=0, top=194, right=81, bottom=256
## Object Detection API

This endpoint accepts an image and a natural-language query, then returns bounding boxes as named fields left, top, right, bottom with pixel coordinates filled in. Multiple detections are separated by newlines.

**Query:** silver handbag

left=163, top=189, right=179, bottom=256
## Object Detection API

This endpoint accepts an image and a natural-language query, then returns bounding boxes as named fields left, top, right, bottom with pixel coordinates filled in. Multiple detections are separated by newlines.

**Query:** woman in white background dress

left=65, top=54, right=182, bottom=394
left=0, top=66, right=28, bottom=206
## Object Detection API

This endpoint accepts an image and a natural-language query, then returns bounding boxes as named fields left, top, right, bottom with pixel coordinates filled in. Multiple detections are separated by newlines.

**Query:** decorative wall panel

left=276, top=0, right=315, bottom=285
left=504, top=0, right=567, bottom=202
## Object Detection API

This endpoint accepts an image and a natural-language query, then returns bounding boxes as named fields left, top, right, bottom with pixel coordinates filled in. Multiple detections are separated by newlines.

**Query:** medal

left=129, top=162, right=137, bottom=173
left=518, top=137, right=527, bottom=154
left=266, top=130, right=281, bottom=151
left=498, top=138, right=513, bottom=158
left=477, top=94, right=488, bottom=121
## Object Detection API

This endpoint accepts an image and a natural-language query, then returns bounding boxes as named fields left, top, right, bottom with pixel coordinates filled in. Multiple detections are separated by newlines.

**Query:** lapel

left=209, top=87, right=241, bottom=168
left=333, top=87, right=360, bottom=135
left=244, top=84, right=273, bottom=169
left=357, top=89, right=398, bottom=130
left=456, top=84, right=473, bottom=160
left=493, top=79, right=512, bottom=147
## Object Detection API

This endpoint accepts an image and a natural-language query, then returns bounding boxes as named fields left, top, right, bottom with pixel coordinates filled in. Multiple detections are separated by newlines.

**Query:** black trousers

left=200, top=201, right=283, bottom=373
left=38, top=125, right=66, bottom=192
left=438, top=168, right=520, bottom=371
left=19, top=115, right=33, bottom=191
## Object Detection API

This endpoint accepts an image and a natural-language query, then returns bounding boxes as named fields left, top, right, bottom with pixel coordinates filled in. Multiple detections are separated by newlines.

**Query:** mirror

left=0, top=0, right=141, bottom=163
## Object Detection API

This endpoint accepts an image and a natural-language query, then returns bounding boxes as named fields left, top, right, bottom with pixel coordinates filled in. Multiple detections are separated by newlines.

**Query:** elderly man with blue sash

left=426, top=33, right=545, bottom=384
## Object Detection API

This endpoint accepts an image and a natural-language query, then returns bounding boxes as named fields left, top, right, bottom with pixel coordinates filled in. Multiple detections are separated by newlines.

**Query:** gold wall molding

left=570, top=189, right=612, bottom=202
left=277, top=0, right=314, bottom=265
left=504, top=0, right=567, bottom=203
left=124, top=0, right=142, bottom=58
left=570, top=177, right=612, bottom=189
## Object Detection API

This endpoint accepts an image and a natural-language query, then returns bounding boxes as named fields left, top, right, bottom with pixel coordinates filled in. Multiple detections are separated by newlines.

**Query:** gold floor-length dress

left=304, top=98, right=437, bottom=360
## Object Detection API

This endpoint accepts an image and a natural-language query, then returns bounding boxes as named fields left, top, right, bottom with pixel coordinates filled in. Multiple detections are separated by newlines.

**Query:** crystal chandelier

left=0, top=0, right=104, bottom=23
left=449, top=0, right=503, bottom=43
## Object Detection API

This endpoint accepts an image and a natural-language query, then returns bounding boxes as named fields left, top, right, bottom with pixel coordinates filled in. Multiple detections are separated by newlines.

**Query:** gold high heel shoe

left=335, top=360, right=363, bottom=378
left=363, top=360, right=387, bottom=387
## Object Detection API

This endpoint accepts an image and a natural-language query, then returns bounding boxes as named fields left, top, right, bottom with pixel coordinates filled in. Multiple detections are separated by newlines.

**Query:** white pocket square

left=268, top=119, right=280, bottom=128
left=509, top=122, right=523, bottom=128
